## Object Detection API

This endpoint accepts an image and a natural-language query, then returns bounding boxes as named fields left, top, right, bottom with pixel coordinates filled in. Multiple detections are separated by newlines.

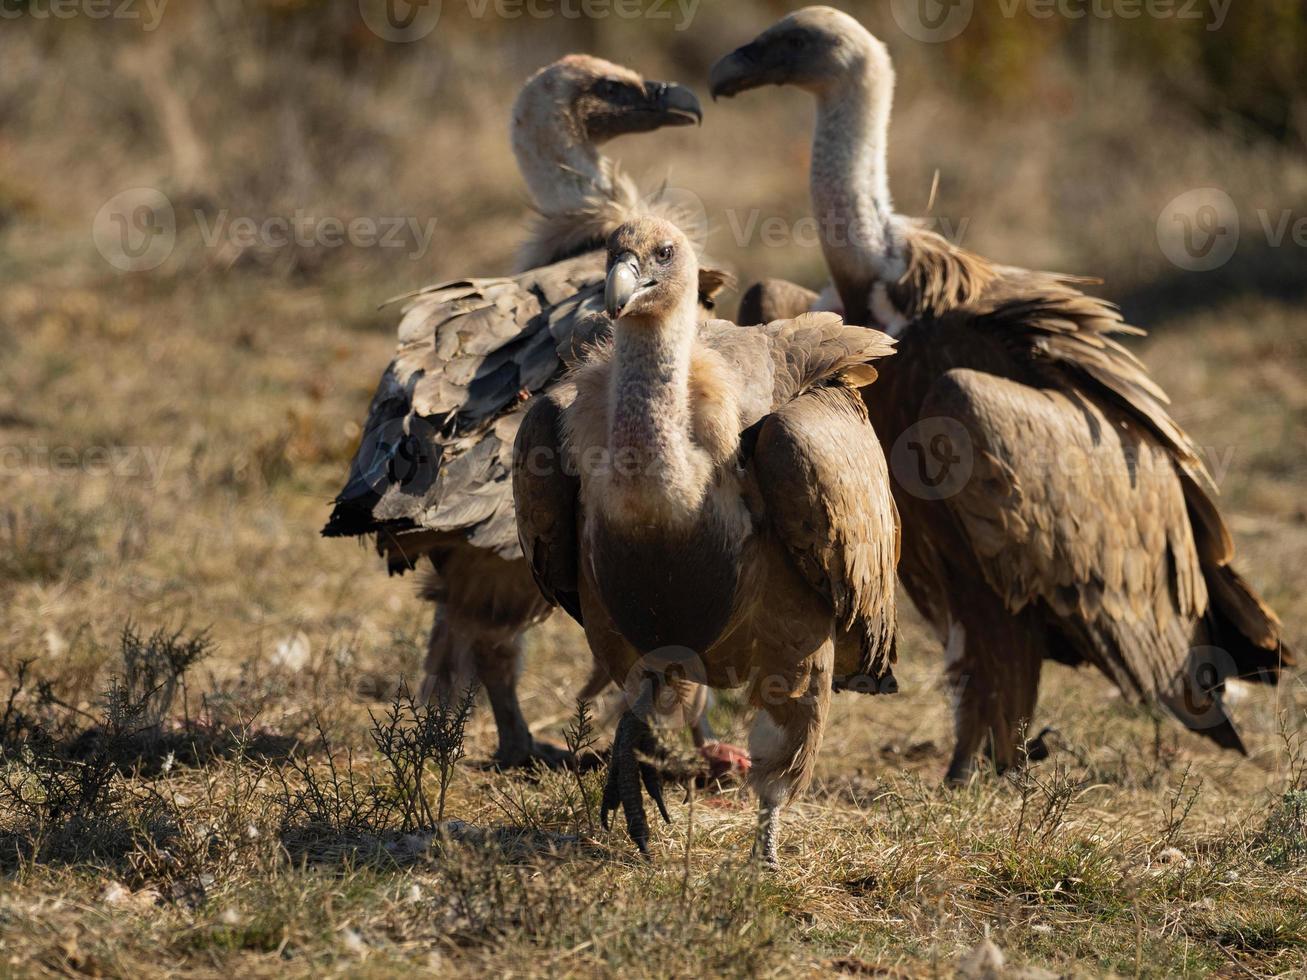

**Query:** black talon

left=640, top=762, right=671, bottom=824
left=601, top=712, right=675, bottom=857
left=600, top=722, right=626, bottom=831
left=1024, top=726, right=1061, bottom=763
left=619, top=721, right=649, bottom=855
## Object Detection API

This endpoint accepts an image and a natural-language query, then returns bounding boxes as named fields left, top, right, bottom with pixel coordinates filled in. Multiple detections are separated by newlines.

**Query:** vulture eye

left=594, top=80, right=624, bottom=101
left=655, top=244, right=675, bottom=264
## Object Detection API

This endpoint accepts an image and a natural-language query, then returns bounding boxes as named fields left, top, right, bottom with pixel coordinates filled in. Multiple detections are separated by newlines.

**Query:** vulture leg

left=601, top=709, right=672, bottom=858
left=476, top=635, right=571, bottom=770
left=747, top=638, right=834, bottom=868
left=418, top=609, right=473, bottom=708
left=944, top=609, right=1044, bottom=784
left=419, top=613, right=569, bottom=771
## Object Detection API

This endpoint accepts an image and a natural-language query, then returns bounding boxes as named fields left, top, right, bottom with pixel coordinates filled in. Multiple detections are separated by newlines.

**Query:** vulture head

left=514, top=55, right=702, bottom=150
left=604, top=217, right=696, bottom=321
left=708, top=6, right=892, bottom=101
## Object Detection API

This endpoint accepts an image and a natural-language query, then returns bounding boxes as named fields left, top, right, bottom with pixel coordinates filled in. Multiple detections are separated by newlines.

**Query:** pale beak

left=605, top=253, right=641, bottom=318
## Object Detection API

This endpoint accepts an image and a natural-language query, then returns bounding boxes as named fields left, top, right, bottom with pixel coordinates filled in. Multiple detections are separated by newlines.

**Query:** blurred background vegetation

left=3, top=0, right=1305, bottom=302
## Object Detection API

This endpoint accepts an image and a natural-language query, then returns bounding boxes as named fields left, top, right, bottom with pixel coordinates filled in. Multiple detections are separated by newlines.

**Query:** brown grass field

left=1, top=3, right=1306, bottom=976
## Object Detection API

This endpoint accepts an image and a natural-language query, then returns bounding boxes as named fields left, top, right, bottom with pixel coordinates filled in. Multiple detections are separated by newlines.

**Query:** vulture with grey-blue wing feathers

left=325, top=56, right=736, bottom=771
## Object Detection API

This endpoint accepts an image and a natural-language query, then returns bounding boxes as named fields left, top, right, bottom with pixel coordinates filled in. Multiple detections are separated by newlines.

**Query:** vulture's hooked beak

left=605, top=253, right=643, bottom=319
left=709, top=43, right=773, bottom=101
left=644, top=80, right=703, bottom=127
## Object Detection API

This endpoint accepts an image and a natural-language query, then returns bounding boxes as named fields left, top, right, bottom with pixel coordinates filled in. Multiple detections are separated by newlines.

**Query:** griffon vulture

left=513, top=217, right=899, bottom=862
left=325, top=56, right=734, bottom=770
left=711, top=7, right=1295, bottom=781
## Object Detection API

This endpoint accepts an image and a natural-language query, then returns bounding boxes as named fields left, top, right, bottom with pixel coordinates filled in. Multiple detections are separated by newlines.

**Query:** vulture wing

left=738, top=278, right=821, bottom=325
left=923, top=367, right=1206, bottom=699
left=324, top=253, right=733, bottom=572
left=761, top=312, right=896, bottom=405
left=511, top=389, right=582, bottom=625
left=738, top=313, right=900, bottom=691
left=753, top=383, right=899, bottom=693
left=916, top=262, right=1292, bottom=701
left=323, top=252, right=609, bottom=568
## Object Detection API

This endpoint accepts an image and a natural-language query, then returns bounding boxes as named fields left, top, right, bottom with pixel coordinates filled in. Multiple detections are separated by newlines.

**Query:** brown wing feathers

left=903, top=224, right=1294, bottom=687
left=759, top=312, right=897, bottom=407
left=753, top=383, right=899, bottom=692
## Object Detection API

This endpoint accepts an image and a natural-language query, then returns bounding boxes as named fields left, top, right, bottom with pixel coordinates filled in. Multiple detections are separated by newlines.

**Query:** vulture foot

left=698, top=741, right=751, bottom=785
left=1022, top=727, right=1062, bottom=764
left=753, top=806, right=781, bottom=869
left=944, top=727, right=1063, bottom=785
left=601, top=712, right=672, bottom=857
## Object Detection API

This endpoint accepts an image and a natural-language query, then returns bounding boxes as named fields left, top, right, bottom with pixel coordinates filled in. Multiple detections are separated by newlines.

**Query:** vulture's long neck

left=513, top=114, right=612, bottom=217
left=513, top=116, right=643, bottom=272
left=605, top=291, right=708, bottom=522
left=810, top=55, right=903, bottom=327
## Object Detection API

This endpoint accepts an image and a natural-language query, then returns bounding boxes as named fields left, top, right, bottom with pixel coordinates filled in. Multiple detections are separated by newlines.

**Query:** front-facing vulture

left=711, top=6, right=1295, bottom=781
left=514, top=217, right=900, bottom=862
left=325, top=56, right=731, bottom=769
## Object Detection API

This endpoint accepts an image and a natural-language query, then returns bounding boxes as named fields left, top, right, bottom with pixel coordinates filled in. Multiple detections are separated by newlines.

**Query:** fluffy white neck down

left=809, top=54, right=906, bottom=318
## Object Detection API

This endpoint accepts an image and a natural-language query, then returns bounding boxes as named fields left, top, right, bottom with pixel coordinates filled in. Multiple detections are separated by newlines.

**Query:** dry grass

left=2, top=5, right=1306, bottom=977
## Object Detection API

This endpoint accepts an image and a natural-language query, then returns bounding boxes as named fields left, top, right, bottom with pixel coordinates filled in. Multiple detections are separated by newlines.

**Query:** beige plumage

left=325, top=56, right=726, bottom=769
left=513, top=217, right=899, bottom=862
left=712, top=6, right=1294, bottom=781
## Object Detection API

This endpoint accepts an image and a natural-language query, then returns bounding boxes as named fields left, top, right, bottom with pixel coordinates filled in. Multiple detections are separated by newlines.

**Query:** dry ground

left=2, top=7, right=1306, bottom=978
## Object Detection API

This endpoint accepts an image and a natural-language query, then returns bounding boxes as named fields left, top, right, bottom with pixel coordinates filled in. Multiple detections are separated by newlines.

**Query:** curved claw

left=640, top=761, right=671, bottom=824
left=601, top=712, right=674, bottom=857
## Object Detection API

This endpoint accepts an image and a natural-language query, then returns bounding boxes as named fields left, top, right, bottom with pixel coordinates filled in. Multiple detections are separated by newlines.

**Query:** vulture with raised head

left=513, top=217, right=899, bottom=862
left=711, top=7, right=1295, bottom=781
left=325, top=56, right=733, bottom=770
